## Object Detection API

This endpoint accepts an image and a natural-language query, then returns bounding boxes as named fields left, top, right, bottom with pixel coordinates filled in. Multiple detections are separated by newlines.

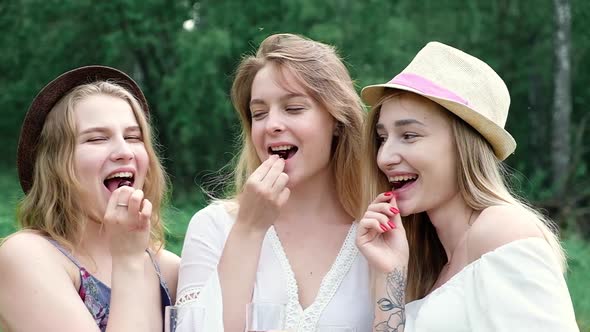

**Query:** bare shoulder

left=0, top=231, right=71, bottom=281
left=466, top=205, right=544, bottom=262
left=0, top=232, right=93, bottom=329
left=157, top=248, right=180, bottom=270
left=156, top=248, right=180, bottom=301
left=0, top=231, right=57, bottom=263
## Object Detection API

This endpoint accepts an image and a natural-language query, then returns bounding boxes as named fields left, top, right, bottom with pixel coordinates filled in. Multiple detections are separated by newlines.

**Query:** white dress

left=405, top=237, right=579, bottom=332
left=177, top=203, right=374, bottom=332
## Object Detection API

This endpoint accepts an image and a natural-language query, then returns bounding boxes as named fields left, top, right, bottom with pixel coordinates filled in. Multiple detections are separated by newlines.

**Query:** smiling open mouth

left=269, top=145, right=298, bottom=160
left=104, top=172, right=135, bottom=192
left=389, top=175, right=418, bottom=190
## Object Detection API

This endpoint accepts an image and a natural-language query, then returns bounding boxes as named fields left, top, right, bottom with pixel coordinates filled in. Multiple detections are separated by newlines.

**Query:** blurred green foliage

left=1, top=1, right=589, bottom=211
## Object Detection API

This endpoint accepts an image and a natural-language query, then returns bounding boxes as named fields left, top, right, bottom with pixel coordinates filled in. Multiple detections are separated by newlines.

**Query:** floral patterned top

left=48, top=239, right=172, bottom=331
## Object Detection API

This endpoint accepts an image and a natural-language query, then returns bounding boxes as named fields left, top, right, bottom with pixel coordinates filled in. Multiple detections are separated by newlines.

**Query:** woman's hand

left=104, top=186, right=152, bottom=261
left=356, top=192, right=409, bottom=273
left=236, top=154, right=290, bottom=232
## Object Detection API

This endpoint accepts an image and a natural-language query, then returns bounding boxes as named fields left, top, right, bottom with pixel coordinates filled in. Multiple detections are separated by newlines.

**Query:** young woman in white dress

left=176, top=33, right=373, bottom=331
left=356, top=42, right=579, bottom=331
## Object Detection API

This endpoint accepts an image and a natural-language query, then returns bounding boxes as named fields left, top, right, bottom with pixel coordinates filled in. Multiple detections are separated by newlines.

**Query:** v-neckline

left=267, top=223, right=359, bottom=331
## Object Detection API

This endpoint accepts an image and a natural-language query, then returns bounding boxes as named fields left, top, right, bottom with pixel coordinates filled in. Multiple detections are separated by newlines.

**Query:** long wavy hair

left=17, top=81, right=169, bottom=251
left=229, top=33, right=365, bottom=220
left=363, top=91, right=565, bottom=301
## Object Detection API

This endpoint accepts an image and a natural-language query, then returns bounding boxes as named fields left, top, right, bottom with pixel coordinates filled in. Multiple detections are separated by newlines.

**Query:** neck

left=277, top=168, right=352, bottom=228
left=426, top=192, right=474, bottom=261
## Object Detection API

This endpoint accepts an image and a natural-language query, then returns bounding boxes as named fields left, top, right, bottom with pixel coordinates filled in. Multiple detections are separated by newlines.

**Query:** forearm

left=373, top=267, right=407, bottom=332
left=218, top=223, right=267, bottom=332
left=107, top=256, right=149, bottom=332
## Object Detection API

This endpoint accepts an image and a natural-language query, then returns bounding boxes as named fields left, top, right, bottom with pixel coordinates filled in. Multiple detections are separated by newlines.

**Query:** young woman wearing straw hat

left=176, top=34, right=373, bottom=331
left=0, top=66, right=179, bottom=331
left=356, top=42, right=579, bottom=331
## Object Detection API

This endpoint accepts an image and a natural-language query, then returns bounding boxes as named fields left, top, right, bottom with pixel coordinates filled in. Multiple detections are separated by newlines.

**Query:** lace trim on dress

left=176, top=287, right=201, bottom=306
left=269, top=223, right=359, bottom=332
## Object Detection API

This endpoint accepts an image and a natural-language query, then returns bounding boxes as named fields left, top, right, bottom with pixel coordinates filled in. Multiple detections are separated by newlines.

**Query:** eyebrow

left=376, top=119, right=426, bottom=130
left=250, top=93, right=308, bottom=107
left=78, top=125, right=141, bottom=135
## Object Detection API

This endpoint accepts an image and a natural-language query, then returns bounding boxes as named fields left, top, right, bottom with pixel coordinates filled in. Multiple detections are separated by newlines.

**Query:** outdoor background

left=0, top=0, right=589, bottom=330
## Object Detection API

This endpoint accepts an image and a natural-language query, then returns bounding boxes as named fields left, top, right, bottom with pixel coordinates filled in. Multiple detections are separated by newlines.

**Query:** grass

left=0, top=169, right=589, bottom=331
left=564, top=236, right=590, bottom=331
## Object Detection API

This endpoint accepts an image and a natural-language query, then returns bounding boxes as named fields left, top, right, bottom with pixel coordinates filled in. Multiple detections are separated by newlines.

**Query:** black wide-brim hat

left=17, top=65, right=149, bottom=193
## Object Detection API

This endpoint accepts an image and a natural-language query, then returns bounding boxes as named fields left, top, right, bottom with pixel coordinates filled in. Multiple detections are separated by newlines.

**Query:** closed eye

left=125, top=135, right=143, bottom=142
left=402, top=132, right=420, bottom=141
left=251, top=111, right=267, bottom=120
left=87, top=137, right=107, bottom=142
left=286, top=106, right=304, bottom=113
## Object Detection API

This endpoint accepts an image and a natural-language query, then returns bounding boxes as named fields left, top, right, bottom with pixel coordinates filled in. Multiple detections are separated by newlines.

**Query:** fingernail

left=379, top=224, right=388, bottom=232
left=390, top=207, right=399, bottom=214
left=388, top=221, right=396, bottom=229
left=384, top=191, right=393, bottom=196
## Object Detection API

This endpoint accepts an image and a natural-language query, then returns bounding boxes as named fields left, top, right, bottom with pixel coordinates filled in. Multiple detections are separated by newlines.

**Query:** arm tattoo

left=374, top=267, right=406, bottom=332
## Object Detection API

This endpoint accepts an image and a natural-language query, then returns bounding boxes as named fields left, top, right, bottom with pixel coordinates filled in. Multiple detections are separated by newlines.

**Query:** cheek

left=73, top=148, right=96, bottom=177
left=249, top=126, right=268, bottom=159
left=249, top=124, right=263, bottom=144
left=426, top=143, right=457, bottom=186
left=135, top=147, right=150, bottom=171
left=376, top=147, right=388, bottom=172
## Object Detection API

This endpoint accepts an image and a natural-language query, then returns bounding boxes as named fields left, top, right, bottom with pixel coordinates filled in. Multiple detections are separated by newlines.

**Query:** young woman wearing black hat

left=0, top=66, right=179, bottom=331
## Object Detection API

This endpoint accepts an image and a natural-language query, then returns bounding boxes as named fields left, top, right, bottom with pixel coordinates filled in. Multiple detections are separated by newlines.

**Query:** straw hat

left=17, top=65, right=149, bottom=193
left=361, top=41, right=516, bottom=160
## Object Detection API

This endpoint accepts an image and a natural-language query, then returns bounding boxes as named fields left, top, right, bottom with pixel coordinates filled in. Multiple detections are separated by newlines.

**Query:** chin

left=398, top=202, right=419, bottom=217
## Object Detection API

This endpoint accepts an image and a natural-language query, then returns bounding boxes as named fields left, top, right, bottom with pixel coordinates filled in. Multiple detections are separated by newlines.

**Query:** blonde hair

left=363, top=91, right=565, bottom=301
left=17, top=81, right=169, bottom=251
left=229, top=33, right=365, bottom=219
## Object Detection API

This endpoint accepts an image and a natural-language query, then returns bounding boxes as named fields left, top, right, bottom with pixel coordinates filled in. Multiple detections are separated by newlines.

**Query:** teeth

left=270, top=145, right=293, bottom=151
left=106, top=172, right=133, bottom=180
left=388, top=175, right=418, bottom=182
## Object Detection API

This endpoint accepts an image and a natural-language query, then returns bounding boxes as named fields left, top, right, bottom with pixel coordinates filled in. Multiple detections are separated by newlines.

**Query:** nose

left=376, top=138, right=402, bottom=171
left=265, top=109, right=285, bottom=135
left=110, top=137, right=134, bottom=162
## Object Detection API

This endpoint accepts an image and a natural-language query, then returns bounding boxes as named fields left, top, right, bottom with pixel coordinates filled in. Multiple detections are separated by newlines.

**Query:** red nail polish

left=388, top=221, right=396, bottom=229
left=384, top=191, right=393, bottom=196
left=390, top=207, right=400, bottom=214
left=379, top=224, right=388, bottom=232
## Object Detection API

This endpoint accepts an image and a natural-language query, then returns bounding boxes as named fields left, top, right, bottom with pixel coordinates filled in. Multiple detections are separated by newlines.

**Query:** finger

left=359, top=216, right=387, bottom=234
left=372, top=191, right=397, bottom=204
left=276, top=187, right=290, bottom=206
left=261, top=157, right=285, bottom=186
left=387, top=195, right=404, bottom=230
left=104, top=188, right=122, bottom=222
left=272, top=172, right=289, bottom=191
left=115, top=185, right=135, bottom=203
left=365, top=211, right=394, bottom=231
left=368, top=202, right=400, bottom=217
left=105, top=186, right=134, bottom=221
left=138, top=198, right=152, bottom=231
left=250, top=154, right=279, bottom=182
left=390, top=211, right=404, bottom=231
left=128, top=189, right=144, bottom=216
